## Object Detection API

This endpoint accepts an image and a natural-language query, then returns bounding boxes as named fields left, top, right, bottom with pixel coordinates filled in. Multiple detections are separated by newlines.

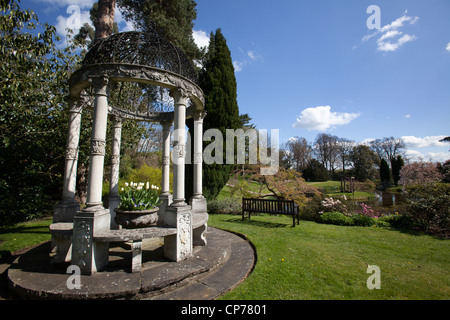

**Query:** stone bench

left=49, top=222, right=73, bottom=264
left=50, top=212, right=208, bottom=273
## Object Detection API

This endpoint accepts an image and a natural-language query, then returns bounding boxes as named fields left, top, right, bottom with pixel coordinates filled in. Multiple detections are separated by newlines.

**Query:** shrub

left=318, top=212, right=353, bottom=226
left=351, top=214, right=377, bottom=227
left=354, top=180, right=376, bottom=193
left=404, top=183, right=450, bottom=236
left=208, top=198, right=242, bottom=215
left=301, top=195, right=324, bottom=221
left=379, top=214, right=413, bottom=229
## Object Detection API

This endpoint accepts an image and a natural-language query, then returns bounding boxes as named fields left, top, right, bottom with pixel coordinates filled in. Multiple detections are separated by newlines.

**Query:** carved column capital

left=170, top=88, right=191, bottom=106
left=88, top=75, right=109, bottom=96
left=111, top=115, right=122, bottom=128
left=193, top=110, right=207, bottom=122
left=161, top=120, right=173, bottom=129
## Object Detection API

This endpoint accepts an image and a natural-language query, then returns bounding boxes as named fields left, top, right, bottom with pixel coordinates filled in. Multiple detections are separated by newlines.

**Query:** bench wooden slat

left=242, top=198, right=299, bottom=227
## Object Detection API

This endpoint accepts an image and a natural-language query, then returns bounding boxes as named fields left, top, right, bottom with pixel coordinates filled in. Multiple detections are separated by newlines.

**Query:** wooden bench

left=242, top=198, right=299, bottom=227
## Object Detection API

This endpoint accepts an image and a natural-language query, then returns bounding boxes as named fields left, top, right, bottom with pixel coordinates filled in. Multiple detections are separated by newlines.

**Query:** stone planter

left=114, top=207, right=159, bottom=229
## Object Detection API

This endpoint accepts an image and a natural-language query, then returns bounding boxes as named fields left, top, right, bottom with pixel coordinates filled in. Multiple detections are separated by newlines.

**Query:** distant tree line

left=280, top=134, right=411, bottom=185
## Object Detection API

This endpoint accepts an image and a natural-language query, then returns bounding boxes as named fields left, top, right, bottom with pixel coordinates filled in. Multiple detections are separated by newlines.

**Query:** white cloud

left=54, top=9, right=92, bottom=48
left=293, top=106, right=360, bottom=131
left=115, top=7, right=135, bottom=32
left=401, top=135, right=448, bottom=148
left=357, top=12, right=419, bottom=52
left=403, top=114, right=411, bottom=119
left=36, top=0, right=96, bottom=10
left=54, top=4, right=135, bottom=48
left=446, top=42, right=450, bottom=52
left=193, top=29, right=210, bottom=49
left=405, top=150, right=449, bottom=163
left=233, top=61, right=243, bottom=72
left=247, top=50, right=263, bottom=62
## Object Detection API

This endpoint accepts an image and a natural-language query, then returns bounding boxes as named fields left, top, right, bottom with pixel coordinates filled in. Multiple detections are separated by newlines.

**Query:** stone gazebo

left=51, top=31, right=208, bottom=275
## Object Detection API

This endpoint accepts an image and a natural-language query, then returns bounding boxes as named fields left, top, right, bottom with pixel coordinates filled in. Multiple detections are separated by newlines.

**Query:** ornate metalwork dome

left=82, top=31, right=198, bottom=84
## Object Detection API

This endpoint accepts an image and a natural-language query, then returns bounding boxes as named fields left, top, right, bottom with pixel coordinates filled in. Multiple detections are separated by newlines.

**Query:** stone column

left=54, top=96, right=82, bottom=222
left=164, top=89, right=192, bottom=262
left=109, top=115, right=122, bottom=229
left=191, top=110, right=208, bottom=246
left=72, top=75, right=111, bottom=275
left=171, top=91, right=188, bottom=206
left=51, top=97, right=82, bottom=264
left=191, top=111, right=207, bottom=208
left=158, top=120, right=173, bottom=226
left=161, top=120, right=173, bottom=197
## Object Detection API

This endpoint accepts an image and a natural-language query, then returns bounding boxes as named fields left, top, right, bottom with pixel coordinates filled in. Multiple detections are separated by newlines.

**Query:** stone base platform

left=6, top=228, right=255, bottom=300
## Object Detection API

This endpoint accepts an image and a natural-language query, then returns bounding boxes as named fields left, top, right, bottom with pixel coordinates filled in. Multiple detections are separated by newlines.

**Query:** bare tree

left=314, top=133, right=339, bottom=177
left=286, top=137, right=312, bottom=173
left=369, top=139, right=384, bottom=165
left=337, top=138, right=355, bottom=173
left=382, top=137, right=406, bottom=163
left=369, top=137, right=406, bottom=164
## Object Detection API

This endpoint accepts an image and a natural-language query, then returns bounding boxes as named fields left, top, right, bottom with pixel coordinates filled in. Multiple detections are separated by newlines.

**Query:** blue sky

left=23, top=0, right=450, bottom=163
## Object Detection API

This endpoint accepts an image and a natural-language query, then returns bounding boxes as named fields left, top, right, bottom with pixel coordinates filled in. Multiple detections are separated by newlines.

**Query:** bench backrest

left=242, top=198, right=298, bottom=214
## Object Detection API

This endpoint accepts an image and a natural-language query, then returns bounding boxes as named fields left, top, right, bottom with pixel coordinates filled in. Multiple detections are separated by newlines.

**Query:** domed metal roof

left=81, top=31, right=198, bottom=84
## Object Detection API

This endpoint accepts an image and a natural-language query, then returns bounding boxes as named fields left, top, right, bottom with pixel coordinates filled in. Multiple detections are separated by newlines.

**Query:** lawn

left=306, top=180, right=375, bottom=200
left=208, top=213, right=450, bottom=300
left=1, top=209, right=448, bottom=300
left=0, top=217, right=52, bottom=259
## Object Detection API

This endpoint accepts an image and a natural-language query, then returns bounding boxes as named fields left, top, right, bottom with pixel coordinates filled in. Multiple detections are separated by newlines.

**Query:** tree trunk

left=94, top=0, right=116, bottom=41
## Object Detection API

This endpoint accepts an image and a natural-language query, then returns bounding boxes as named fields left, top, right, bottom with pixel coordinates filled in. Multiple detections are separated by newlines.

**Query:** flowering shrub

left=399, top=162, right=443, bottom=186
left=118, top=181, right=162, bottom=211
left=357, top=203, right=380, bottom=218
left=320, top=197, right=348, bottom=216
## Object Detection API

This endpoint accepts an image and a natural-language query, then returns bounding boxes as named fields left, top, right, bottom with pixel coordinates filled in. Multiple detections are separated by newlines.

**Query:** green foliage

left=124, top=164, right=171, bottom=192
left=117, top=0, right=202, bottom=62
left=300, top=194, right=324, bottom=221
left=380, top=158, right=391, bottom=186
left=350, top=145, right=378, bottom=181
left=0, top=1, right=81, bottom=225
left=379, top=214, right=412, bottom=229
left=404, top=183, right=450, bottom=236
left=207, top=198, right=242, bottom=215
left=318, top=212, right=353, bottom=226
left=199, top=29, right=241, bottom=200
left=302, top=159, right=328, bottom=182
left=391, top=155, right=405, bottom=186
left=118, top=182, right=162, bottom=211
left=351, top=214, right=377, bottom=227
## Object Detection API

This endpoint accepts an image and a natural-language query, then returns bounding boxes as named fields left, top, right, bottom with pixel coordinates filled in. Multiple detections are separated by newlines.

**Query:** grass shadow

left=225, top=217, right=290, bottom=229
left=0, top=225, right=51, bottom=235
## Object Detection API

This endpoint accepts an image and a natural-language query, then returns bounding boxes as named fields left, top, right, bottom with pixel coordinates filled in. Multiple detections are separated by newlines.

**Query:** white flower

left=121, top=187, right=124, bottom=191
left=125, top=182, right=129, bottom=187
left=146, top=182, right=150, bottom=189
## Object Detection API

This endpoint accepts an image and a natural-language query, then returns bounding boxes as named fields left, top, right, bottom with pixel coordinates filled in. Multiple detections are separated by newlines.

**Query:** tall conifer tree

left=197, top=29, right=241, bottom=200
